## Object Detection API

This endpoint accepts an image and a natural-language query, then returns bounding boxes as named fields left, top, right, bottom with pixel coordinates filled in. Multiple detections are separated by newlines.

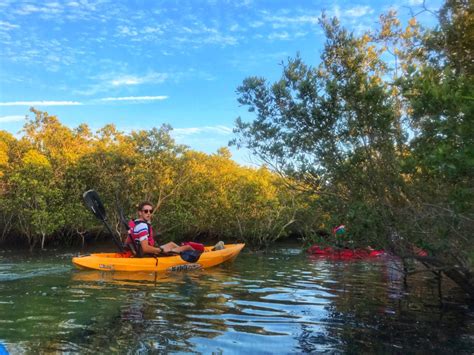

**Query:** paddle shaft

left=100, top=219, right=124, bottom=252
left=83, top=190, right=124, bottom=252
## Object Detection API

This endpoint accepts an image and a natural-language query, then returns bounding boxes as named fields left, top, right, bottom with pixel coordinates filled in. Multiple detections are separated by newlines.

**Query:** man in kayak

left=130, top=201, right=196, bottom=256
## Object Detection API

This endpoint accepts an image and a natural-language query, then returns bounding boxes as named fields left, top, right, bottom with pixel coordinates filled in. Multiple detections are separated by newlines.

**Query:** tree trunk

left=416, top=256, right=474, bottom=299
left=77, top=229, right=86, bottom=248
left=28, top=235, right=37, bottom=252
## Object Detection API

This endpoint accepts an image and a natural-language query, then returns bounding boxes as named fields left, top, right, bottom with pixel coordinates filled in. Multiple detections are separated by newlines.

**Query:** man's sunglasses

left=141, top=209, right=153, bottom=214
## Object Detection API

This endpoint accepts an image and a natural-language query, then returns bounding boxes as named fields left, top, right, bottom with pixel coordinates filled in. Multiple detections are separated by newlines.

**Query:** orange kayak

left=72, top=243, right=245, bottom=272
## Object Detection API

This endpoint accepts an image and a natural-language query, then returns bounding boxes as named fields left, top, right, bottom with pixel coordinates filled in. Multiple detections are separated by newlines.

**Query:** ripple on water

left=0, top=264, right=70, bottom=282
left=0, top=247, right=473, bottom=354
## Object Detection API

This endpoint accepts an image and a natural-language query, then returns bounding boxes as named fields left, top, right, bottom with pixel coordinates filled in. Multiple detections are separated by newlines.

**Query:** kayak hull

left=308, top=245, right=385, bottom=259
left=72, top=243, right=245, bottom=272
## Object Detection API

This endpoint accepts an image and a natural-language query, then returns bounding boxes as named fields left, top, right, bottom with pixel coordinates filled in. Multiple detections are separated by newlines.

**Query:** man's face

left=138, top=205, right=153, bottom=222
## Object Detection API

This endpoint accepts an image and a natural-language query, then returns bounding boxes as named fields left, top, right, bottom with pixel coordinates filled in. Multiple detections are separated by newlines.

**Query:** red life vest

left=125, top=219, right=155, bottom=257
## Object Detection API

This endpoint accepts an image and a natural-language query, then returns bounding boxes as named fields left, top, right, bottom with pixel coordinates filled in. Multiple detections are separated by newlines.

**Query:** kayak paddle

left=83, top=189, right=124, bottom=252
left=116, top=201, right=139, bottom=256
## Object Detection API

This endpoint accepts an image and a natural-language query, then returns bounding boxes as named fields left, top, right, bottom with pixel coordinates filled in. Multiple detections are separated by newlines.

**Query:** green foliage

left=393, top=0, right=473, bottom=268
left=7, top=149, right=65, bottom=250
left=233, top=15, right=407, bottom=249
left=232, top=0, right=473, bottom=270
left=0, top=109, right=306, bottom=249
left=156, top=151, right=300, bottom=248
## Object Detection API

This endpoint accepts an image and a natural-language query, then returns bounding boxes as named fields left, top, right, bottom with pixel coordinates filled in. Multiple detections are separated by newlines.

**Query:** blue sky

left=0, top=0, right=442, bottom=165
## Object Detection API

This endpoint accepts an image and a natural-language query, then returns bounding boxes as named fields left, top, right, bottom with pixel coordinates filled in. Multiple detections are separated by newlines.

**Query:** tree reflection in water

left=299, top=256, right=472, bottom=353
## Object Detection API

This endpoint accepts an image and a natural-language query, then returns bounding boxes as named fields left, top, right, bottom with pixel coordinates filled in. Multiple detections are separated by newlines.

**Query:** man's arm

left=140, top=239, right=162, bottom=254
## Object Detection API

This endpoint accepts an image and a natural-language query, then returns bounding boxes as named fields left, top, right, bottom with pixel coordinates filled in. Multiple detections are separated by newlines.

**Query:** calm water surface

left=0, top=244, right=473, bottom=353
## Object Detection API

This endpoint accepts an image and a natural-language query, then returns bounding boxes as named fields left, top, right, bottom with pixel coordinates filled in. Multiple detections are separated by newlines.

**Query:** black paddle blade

left=180, top=250, right=202, bottom=263
left=83, top=189, right=124, bottom=252
left=83, top=190, right=107, bottom=221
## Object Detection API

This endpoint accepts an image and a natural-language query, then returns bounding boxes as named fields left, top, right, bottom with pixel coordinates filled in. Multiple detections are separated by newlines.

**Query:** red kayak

left=308, top=245, right=385, bottom=259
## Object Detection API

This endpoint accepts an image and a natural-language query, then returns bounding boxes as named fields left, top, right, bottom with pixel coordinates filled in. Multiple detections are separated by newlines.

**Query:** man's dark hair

left=137, top=201, right=153, bottom=211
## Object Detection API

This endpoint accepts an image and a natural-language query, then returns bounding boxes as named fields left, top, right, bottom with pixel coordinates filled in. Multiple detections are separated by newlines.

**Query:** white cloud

left=268, top=31, right=290, bottom=40
left=16, top=4, right=40, bottom=15
left=250, top=21, right=264, bottom=28
left=110, top=72, right=168, bottom=87
left=267, top=15, right=319, bottom=26
left=0, top=21, right=19, bottom=30
left=407, top=0, right=424, bottom=5
left=98, top=96, right=169, bottom=102
left=75, top=71, right=170, bottom=96
left=173, top=127, right=201, bottom=136
left=117, top=25, right=138, bottom=36
left=0, top=101, right=82, bottom=106
left=143, top=26, right=164, bottom=34
left=0, top=115, right=25, bottom=123
left=202, top=33, right=238, bottom=46
left=15, top=2, right=65, bottom=16
left=328, top=5, right=342, bottom=19
left=345, top=6, right=374, bottom=17
left=111, top=77, right=142, bottom=86
left=172, top=125, right=233, bottom=138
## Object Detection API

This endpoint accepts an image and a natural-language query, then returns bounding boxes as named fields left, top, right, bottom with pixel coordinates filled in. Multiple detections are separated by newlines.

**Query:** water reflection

left=0, top=247, right=472, bottom=353
left=72, top=270, right=183, bottom=286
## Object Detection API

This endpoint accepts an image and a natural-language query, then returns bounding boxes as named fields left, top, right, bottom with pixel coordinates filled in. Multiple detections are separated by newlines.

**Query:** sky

left=0, top=0, right=442, bottom=165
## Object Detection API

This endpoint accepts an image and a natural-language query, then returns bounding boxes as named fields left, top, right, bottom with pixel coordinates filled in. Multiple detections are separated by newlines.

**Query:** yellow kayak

left=72, top=243, right=245, bottom=272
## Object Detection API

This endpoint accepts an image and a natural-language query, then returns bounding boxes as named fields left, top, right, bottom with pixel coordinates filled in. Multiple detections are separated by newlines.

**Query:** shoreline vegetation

left=0, top=110, right=304, bottom=251
left=1, top=1, right=472, bottom=299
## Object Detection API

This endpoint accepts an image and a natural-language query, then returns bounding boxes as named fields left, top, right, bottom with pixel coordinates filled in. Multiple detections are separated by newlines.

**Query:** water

left=0, top=244, right=473, bottom=353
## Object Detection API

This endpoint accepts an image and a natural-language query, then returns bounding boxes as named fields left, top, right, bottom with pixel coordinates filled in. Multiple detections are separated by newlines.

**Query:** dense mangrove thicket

left=0, top=110, right=315, bottom=250
left=232, top=1, right=473, bottom=296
